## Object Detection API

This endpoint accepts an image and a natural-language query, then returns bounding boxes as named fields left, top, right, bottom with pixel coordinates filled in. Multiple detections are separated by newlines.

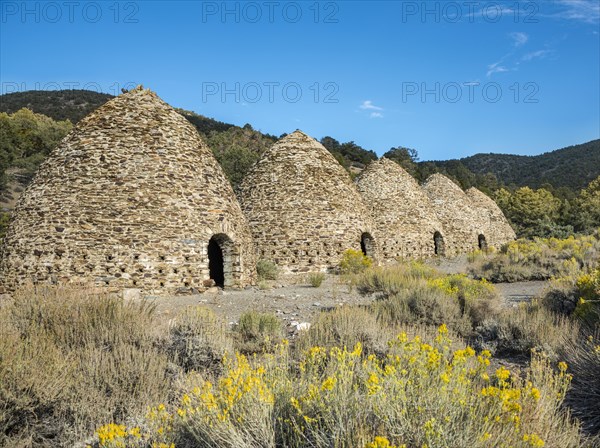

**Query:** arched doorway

left=360, top=232, right=375, bottom=258
left=434, top=231, right=445, bottom=256
left=208, top=234, right=233, bottom=288
left=478, top=234, right=488, bottom=251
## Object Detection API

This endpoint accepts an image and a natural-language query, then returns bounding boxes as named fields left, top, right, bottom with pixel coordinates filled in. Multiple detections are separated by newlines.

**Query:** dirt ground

left=148, top=256, right=550, bottom=334
left=149, top=277, right=370, bottom=333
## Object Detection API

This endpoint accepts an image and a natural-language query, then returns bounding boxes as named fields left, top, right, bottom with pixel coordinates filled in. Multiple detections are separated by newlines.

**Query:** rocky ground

left=147, top=256, right=550, bottom=335
left=149, top=276, right=369, bottom=334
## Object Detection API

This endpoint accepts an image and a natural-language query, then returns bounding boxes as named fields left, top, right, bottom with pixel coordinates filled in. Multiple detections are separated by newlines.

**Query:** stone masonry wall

left=422, top=174, right=483, bottom=256
left=356, top=159, right=445, bottom=260
left=238, top=130, right=377, bottom=274
left=0, top=86, right=256, bottom=295
left=466, top=187, right=516, bottom=247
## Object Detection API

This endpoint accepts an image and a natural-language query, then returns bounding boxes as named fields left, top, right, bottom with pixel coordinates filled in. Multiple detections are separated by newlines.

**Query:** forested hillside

left=0, top=89, right=113, bottom=123
left=430, top=140, right=600, bottom=193
left=1, top=89, right=599, bottom=241
left=0, top=90, right=377, bottom=183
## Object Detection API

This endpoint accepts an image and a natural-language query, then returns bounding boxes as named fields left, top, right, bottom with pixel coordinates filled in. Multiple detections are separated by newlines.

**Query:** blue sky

left=1, top=0, right=599, bottom=160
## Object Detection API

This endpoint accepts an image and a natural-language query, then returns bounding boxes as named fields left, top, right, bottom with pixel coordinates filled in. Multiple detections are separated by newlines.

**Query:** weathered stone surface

left=0, top=86, right=256, bottom=295
left=422, top=174, right=483, bottom=255
left=356, top=158, right=444, bottom=260
left=466, top=187, right=516, bottom=247
left=238, top=130, right=377, bottom=273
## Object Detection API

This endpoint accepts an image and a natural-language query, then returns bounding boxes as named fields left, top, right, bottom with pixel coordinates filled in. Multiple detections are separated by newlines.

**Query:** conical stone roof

left=356, top=158, right=444, bottom=259
left=422, top=173, right=481, bottom=255
left=238, top=130, right=377, bottom=273
left=0, top=86, right=256, bottom=294
left=466, top=187, right=516, bottom=247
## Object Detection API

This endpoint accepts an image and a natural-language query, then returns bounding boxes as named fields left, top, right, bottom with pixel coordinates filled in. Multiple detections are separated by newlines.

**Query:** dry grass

left=350, top=263, right=500, bottom=338
left=469, top=234, right=600, bottom=283
left=0, top=286, right=170, bottom=447
left=168, top=306, right=233, bottom=374
left=475, top=302, right=580, bottom=359
left=295, top=305, right=393, bottom=356
left=561, top=326, right=600, bottom=435
left=235, top=311, right=283, bottom=354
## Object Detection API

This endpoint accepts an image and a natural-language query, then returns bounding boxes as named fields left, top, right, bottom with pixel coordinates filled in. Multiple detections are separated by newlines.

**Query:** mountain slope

left=2, top=90, right=598, bottom=194
left=430, top=140, right=600, bottom=192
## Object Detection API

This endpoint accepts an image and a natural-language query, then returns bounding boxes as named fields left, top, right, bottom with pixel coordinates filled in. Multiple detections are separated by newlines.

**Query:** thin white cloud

left=487, top=62, right=509, bottom=77
left=466, top=4, right=518, bottom=21
left=509, top=32, right=529, bottom=46
left=522, top=49, right=551, bottom=61
left=370, top=112, right=384, bottom=119
left=552, top=0, right=600, bottom=23
left=360, top=100, right=383, bottom=111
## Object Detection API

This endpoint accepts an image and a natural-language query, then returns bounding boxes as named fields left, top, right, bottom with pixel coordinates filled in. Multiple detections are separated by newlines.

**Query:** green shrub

left=296, top=305, right=391, bottom=355
left=469, top=235, right=600, bottom=283
left=168, top=306, right=233, bottom=374
left=308, top=272, right=325, bottom=287
left=543, top=267, right=600, bottom=326
left=351, top=263, right=500, bottom=336
left=573, top=269, right=600, bottom=326
left=426, top=274, right=500, bottom=327
left=339, top=248, right=372, bottom=274
left=373, top=284, right=474, bottom=337
left=474, top=302, right=579, bottom=358
left=257, top=259, right=279, bottom=281
left=236, top=312, right=283, bottom=354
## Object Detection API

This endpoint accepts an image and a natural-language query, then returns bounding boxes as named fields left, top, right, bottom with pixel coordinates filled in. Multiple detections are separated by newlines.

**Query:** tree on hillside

left=320, top=136, right=377, bottom=168
left=495, top=186, right=569, bottom=238
left=383, top=146, right=419, bottom=177
left=572, top=176, right=600, bottom=232
left=0, top=109, right=72, bottom=190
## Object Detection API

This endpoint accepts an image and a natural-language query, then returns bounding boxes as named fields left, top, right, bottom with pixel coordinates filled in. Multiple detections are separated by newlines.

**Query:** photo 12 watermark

left=1, top=1, right=139, bottom=24
left=201, top=1, right=339, bottom=24
left=400, top=1, right=539, bottom=23
left=401, top=81, right=540, bottom=104
left=201, top=81, right=340, bottom=104
left=2, top=81, right=140, bottom=96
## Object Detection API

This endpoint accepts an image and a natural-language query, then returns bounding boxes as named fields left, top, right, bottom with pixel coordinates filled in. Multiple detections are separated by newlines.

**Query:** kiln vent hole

left=360, top=232, right=375, bottom=258
left=208, top=234, right=234, bottom=288
left=434, top=231, right=445, bottom=256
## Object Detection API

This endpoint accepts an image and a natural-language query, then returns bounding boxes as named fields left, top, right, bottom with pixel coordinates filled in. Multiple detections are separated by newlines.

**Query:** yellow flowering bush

left=352, top=263, right=499, bottom=336
left=90, top=404, right=174, bottom=448
left=175, top=352, right=275, bottom=447
left=574, top=268, right=600, bottom=324
left=97, top=325, right=588, bottom=447
left=469, top=234, right=600, bottom=283
left=339, top=248, right=373, bottom=274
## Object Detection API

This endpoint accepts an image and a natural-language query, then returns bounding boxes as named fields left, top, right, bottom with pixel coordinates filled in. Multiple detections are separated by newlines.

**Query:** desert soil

left=148, top=256, right=550, bottom=334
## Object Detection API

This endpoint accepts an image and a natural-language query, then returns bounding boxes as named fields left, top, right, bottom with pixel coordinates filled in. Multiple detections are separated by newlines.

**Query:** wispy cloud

left=359, top=100, right=384, bottom=118
left=360, top=100, right=383, bottom=111
left=487, top=61, right=510, bottom=77
left=551, top=0, right=600, bottom=23
left=509, top=32, right=529, bottom=47
left=521, top=49, right=551, bottom=61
